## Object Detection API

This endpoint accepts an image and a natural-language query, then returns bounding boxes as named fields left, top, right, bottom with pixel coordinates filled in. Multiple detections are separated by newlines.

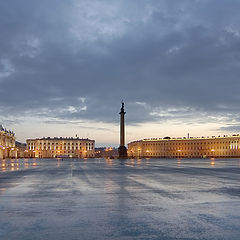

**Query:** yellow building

left=26, top=137, right=95, bottom=158
left=128, top=135, right=240, bottom=158
left=0, top=125, right=17, bottom=159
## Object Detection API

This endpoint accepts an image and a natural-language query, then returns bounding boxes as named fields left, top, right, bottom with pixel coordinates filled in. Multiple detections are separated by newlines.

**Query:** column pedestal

left=118, top=146, right=128, bottom=159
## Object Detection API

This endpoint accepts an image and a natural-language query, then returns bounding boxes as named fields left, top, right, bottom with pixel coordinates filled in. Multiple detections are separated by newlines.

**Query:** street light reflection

left=137, top=158, right=142, bottom=166
left=210, top=158, right=215, bottom=167
left=105, top=158, right=113, bottom=166
left=177, top=159, right=181, bottom=167
left=0, top=159, right=39, bottom=172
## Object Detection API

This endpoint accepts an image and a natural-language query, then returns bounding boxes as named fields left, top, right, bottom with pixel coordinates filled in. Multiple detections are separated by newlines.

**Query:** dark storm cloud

left=1, top=0, right=240, bottom=127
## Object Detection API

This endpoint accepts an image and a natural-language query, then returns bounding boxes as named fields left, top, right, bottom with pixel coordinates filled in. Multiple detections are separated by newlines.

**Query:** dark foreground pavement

left=0, top=158, right=239, bottom=240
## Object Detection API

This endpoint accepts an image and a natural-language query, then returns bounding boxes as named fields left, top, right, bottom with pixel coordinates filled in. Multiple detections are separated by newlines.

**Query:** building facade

left=26, top=137, right=95, bottom=158
left=128, top=135, right=240, bottom=158
left=95, top=147, right=118, bottom=158
left=15, top=142, right=28, bottom=158
left=0, top=125, right=17, bottom=159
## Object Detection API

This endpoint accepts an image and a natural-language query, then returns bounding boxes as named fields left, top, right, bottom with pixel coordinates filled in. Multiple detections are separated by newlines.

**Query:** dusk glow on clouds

left=1, top=0, right=240, bottom=146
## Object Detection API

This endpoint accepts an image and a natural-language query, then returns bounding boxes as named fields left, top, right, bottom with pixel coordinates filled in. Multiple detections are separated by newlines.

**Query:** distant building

left=95, top=147, right=118, bottom=158
left=0, top=125, right=17, bottom=159
left=15, top=141, right=28, bottom=158
left=26, top=137, right=95, bottom=158
left=128, top=135, right=240, bottom=158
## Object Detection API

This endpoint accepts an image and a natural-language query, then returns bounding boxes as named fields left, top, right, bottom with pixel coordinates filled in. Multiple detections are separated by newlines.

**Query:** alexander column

left=118, top=101, right=128, bottom=158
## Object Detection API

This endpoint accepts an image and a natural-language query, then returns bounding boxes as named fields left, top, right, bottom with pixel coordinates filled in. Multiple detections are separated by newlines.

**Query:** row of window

left=29, top=146, right=94, bottom=150
left=137, top=151, right=240, bottom=156
left=0, top=139, right=14, bottom=144
left=142, top=141, right=238, bottom=146
left=140, top=146, right=238, bottom=151
left=38, top=150, right=86, bottom=154
left=29, top=142, right=94, bottom=146
left=36, top=152, right=95, bottom=157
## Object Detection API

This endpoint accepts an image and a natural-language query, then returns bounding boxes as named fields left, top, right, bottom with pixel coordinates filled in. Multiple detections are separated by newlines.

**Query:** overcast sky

left=1, top=0, right=240, bottom=146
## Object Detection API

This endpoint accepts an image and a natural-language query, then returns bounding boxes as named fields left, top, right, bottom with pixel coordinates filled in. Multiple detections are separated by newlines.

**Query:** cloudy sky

left=1, top=0, right=240, bottom=146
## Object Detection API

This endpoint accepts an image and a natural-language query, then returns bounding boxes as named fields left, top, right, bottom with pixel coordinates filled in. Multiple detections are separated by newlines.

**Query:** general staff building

left=128, top=135, right=240, bottom=158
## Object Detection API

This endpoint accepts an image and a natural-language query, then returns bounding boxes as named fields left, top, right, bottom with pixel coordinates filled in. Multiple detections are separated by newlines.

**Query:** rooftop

left=129, top=134, right=240, bottom=144
left=0, top=125, right=15, bottom=137
left=26, top=137, right=94, bottom=141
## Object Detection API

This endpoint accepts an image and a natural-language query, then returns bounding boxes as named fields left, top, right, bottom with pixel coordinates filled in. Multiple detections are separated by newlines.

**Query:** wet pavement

left=0, top=158, right=240, bottom=240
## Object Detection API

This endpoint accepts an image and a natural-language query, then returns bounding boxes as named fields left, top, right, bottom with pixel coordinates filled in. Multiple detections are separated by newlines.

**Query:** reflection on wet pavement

left=0, top=158, right=240, bottom=240
left=1, top=158, right=38, bottom=172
